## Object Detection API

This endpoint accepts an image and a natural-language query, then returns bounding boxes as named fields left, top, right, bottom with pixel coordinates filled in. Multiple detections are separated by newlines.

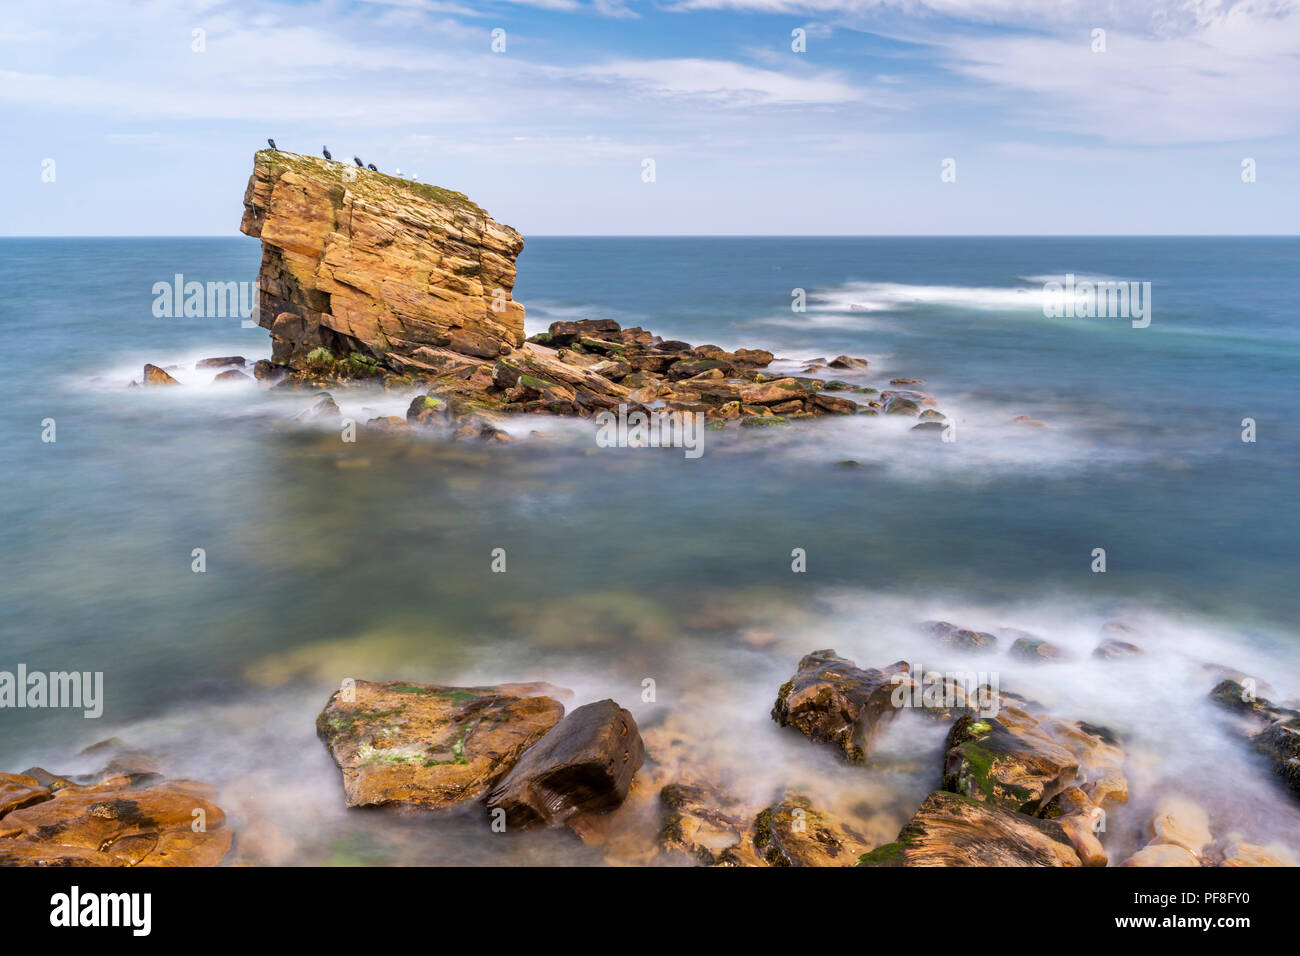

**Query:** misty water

left=2, top=236, right=1298, bottom=864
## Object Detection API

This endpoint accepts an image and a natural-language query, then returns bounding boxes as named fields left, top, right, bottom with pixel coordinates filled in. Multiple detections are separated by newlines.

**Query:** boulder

left=1009, top=635, right=1069, bottom=663
left=827, top=355, right=869, bottom=369
left=658, top=782, right=763, bottom=867
left=856, top=791, right=1081, bottom=867
left=1093, top=638, right=1143, bottom=660
left=197, top=356, right=246, bottom=368
left=738, top=378, right=809, bottom=406
left=942, top=709, right=1080, bottom=814
left=143, top=363, right=180, bottom=386
left=753, top=794, right=873, bottom=867
left=406, top=394, right=448, bottom=425
left=316, top=679, right=565, bottom=810
left=924, top=620, right=998, bottom=653
left=771, top=650, right=910, bottom=765
left=547, top=318, right=621, bottom=345
left=487, top=699, right=644, bottom=829
left=213, top=369, right=253, bottom=384
left=943, top=708, right=1126, bottom=818
left=296, top=392, right=340, bottom=420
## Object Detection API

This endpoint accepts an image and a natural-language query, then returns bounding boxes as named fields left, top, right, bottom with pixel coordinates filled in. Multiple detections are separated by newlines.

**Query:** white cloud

left=578, top=57, right=864, bottom=105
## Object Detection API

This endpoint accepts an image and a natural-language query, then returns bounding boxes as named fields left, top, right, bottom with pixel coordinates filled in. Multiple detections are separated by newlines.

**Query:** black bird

left=354, top=156, right=364, bottom=168
left=267, top=138, right=277, bottom=150
left=322, top=146, right=332, bottom=160
left=367, top=163, right=377, bottom=172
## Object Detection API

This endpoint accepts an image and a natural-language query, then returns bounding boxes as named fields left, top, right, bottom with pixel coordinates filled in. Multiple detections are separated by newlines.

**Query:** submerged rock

left=658, top=782, right=763, bottom=867
left=856, top=791, right=1081, bottom=867
left=924, top=620, right=998, bottom=653
left=1209, top=679, right=1300, bottom=801
left=1093, top=638, right=1143, bottom=660
left=771, top=650, right=910, bottom=765
left=487, top=699, right=644, bottom=829
left=143, top=363, right=180, bottom=386
left=316, top=678, right=564, bottom=810
left=197, top=355, right=246, bottom=368
left=1008, top=634, right=1069, bottom=663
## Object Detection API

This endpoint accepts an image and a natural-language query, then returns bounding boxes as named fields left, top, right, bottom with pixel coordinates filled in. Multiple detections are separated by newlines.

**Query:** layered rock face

left=241, top=150, right=525, bottom=370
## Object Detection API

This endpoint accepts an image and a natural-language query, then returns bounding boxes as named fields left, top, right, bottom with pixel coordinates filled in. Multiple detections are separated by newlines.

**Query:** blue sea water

left=1, top=236, right=1297, bottom=864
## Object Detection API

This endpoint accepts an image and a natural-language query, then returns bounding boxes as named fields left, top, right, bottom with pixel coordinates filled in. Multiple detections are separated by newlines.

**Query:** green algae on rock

left=316, top=678, right=565, bottom=810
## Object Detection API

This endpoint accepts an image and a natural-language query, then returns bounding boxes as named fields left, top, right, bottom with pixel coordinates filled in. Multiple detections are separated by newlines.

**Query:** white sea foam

left=23, top=587, right=1298, bottom=865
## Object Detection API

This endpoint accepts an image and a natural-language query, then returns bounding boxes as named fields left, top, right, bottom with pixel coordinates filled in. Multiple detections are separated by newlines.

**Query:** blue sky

left=3, top=0, right=1298, bottom=235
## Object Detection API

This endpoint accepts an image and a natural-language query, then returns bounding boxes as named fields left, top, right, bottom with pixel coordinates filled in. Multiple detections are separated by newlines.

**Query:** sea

left=1, top=236, right=1297, bottom=864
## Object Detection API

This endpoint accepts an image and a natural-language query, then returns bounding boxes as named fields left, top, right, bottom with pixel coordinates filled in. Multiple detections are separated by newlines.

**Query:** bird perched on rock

left=322, top=146, right=332, bottom=160
left=354, top=156, right=364, bottom=167
left=267, top=138, right=277, bottom=150
left=367, top=163, right=377, bottom=171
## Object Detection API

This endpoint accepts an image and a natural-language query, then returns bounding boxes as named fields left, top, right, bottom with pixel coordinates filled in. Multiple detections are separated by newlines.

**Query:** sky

left=3, top=0, right=1299, bottom=235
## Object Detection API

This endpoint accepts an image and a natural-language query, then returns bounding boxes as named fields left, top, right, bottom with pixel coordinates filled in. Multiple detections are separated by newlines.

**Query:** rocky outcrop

left=856, top=791, right=1081, bottom=867
left=487, top=699, right=644, bottom=829
left=241, top=150, right=526, bottom=370
left=0, top=763, right=232, bottom=867
left=316, top=678, right=565, bottom=810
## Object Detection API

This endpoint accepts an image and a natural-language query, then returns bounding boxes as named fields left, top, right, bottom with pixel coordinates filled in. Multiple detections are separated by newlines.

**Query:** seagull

left=354, top=157, right=364, bottom=168
left=267, top=138, right=277, bottom=150
left=322, top=146, right=332, bottom=160
left=367, top=163, right=377, bottom=171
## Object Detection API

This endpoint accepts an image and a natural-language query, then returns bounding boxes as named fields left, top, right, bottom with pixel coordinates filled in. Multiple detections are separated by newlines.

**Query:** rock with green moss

left=752, top=794, right=873, bottom=867
left=856, top=791, right=1081, bottom=867
left=316, top=678, right=565, bottom=810
left=771, top=650, right=911, bottom=765
left=406, top=393, right=448, bottom=426
left=941, top=708, right=1117, bottom=815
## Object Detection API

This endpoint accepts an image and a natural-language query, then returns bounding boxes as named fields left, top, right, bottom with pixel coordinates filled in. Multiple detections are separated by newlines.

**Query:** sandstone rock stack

left=240, top=150, right=526, bottom=371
